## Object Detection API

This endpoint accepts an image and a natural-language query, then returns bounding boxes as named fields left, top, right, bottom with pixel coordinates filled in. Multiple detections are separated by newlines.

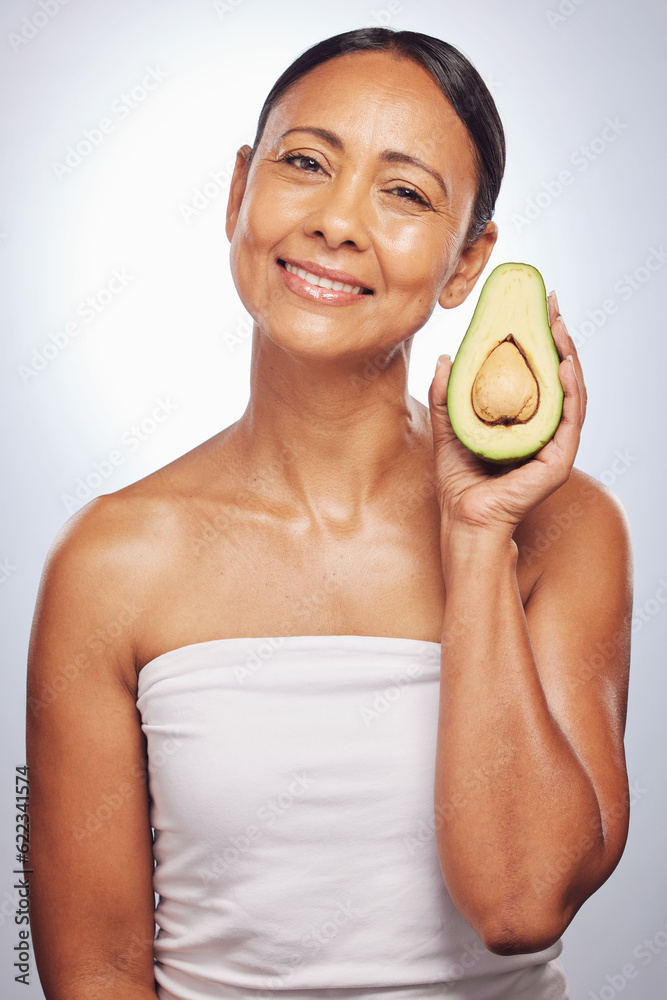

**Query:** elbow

left=479, top=913, right=568, bottom=957
left=479, top=852, right=616, bottom=955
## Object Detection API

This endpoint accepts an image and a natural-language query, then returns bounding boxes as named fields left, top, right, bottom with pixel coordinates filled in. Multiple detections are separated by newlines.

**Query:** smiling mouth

left=277, top=259, right=374, bottom=295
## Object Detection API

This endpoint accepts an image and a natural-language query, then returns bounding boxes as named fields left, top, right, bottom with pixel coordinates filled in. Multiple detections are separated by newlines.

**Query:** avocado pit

left=471, top=336, right=539, bottom=425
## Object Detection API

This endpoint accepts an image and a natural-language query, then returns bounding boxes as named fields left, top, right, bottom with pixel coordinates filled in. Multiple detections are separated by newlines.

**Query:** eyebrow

left=277, top=126, right=448, bottom=198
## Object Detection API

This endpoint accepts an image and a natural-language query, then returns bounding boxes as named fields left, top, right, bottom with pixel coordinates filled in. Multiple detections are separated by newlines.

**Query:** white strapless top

left=136, top=635, right=569, bottom=1000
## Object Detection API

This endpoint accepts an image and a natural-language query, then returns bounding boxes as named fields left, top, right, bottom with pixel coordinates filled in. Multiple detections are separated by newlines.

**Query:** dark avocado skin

left=446, top=263, right=564, bottom=464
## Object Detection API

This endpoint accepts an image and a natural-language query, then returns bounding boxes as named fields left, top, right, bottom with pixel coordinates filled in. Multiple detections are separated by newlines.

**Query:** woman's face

left=226, top=49, right=495, bottom=362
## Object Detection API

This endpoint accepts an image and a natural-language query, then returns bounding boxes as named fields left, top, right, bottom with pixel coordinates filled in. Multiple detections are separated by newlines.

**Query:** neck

left=232, top=325, right=430, bottom=527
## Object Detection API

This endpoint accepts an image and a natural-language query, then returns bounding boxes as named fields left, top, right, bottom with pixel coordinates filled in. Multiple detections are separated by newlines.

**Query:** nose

left=303, top=172, right=372, bottom=252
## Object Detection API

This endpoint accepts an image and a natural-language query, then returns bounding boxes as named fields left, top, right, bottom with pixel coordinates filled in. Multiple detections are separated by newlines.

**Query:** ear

left=225, top=145, right=253, bottom=243
left=438, top=221, right=498, bottom=309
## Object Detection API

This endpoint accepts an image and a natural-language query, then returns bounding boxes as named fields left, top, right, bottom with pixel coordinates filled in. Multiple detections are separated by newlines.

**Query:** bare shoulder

left=516, top=467, right=632, bottom=583
left=32, top=428, right=242, bottom=679
left=44, top=424, right=240, bottom=580
left=39, top=476, right=180, bottom=615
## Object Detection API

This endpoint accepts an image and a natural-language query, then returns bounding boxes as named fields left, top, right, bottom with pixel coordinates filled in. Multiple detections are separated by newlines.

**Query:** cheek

left=234, top=189, right=280, bottom=256
left=380, top=224, right=455, bottom=298
left=229, top=186, right=283, bottom=298
left=229, top=183, right=298, bottom=313
left=237, top=178, right=311, bottom=253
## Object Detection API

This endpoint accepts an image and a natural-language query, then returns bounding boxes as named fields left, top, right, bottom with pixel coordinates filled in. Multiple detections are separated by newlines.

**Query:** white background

left=1, top=0, right=665, bottom=997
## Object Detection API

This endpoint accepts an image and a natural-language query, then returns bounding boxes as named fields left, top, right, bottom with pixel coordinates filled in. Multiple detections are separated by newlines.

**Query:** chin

left=253, top=312, right=365, bottom=364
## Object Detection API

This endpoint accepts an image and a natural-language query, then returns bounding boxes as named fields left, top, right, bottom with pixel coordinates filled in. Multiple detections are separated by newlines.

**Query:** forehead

left=262, top=49, right=476, bottom=169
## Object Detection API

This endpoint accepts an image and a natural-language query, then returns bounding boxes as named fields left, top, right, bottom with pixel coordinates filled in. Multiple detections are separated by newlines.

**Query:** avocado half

left=446, top=262, right=564, bottom=464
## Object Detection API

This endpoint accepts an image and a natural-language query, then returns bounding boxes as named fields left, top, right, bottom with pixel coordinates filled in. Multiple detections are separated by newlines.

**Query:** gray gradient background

left=1, top=0, right=665, bottom=997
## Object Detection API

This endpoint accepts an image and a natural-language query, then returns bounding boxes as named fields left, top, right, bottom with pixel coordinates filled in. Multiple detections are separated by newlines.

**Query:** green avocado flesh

left=446, top=262, right=564, bottom=464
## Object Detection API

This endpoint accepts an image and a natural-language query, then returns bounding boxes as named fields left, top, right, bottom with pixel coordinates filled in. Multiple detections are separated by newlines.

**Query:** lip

left=277, top=261, right=373, bottom=307
left=277, top=257, right=374, bottom=294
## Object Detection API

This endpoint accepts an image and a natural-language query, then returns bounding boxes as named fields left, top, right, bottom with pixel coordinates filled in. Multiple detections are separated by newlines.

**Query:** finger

left=547, top=290, right=587, bottom=424
left=547, top=289, right=559, bottom=328
left=552, top=314, right=587, bottom=427
left=427, top=354, right=453, bottom=440
left=431, top=353, right=451, bottom=397
left=429, top=353, right=470, bottom=456
left=538, top=355, right=582, bottom=473
left=548, top=291, right=578, bottom=364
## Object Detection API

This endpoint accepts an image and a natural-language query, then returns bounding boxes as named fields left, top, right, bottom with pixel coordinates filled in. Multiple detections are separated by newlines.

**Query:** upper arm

left=517, top=470, right=633, bottom=892
left=26, top=499, right=157, bottom=998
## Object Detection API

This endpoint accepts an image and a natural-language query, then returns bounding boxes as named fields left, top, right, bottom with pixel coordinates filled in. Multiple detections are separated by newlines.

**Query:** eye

left=279, top=152, right=326, bottom=174
left=389, top=185, right=431, bottom=208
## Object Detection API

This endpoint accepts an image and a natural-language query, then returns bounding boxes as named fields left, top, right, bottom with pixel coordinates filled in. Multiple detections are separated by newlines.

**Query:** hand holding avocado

left=428, top=263, right=586, bottom=537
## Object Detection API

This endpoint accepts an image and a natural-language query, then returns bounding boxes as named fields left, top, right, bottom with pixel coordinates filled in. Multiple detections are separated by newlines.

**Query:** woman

left=27, top=26, right=632, bottom=1000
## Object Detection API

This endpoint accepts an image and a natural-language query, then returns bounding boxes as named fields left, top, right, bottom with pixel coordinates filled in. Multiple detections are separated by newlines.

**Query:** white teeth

left=283, top=261, right=364, bottom=295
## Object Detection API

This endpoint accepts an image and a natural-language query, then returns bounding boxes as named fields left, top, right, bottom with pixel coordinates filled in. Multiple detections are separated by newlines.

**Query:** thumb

left=427, top=354, right=455, bottom=450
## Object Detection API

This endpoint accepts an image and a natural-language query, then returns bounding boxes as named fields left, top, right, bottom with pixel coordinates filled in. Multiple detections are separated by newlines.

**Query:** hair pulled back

left=248, top=27, right=505, bottom=245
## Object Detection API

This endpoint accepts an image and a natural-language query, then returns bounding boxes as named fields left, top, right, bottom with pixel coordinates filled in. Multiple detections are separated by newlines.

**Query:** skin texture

left=26, top=49, right=632, bottom=997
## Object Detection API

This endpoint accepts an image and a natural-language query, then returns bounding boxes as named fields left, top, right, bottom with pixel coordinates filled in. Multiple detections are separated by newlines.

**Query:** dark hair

left=248, top=27, right=505, bottom=245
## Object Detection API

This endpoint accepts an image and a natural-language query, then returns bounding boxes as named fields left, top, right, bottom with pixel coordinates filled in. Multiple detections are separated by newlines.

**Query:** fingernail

left=549, top=290, right=560, bottom=315
left=436, top=354, right=451, bottom=369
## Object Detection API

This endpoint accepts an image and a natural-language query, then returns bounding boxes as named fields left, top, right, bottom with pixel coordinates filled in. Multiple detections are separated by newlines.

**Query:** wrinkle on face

left=228, top=50, right=481, bottom=358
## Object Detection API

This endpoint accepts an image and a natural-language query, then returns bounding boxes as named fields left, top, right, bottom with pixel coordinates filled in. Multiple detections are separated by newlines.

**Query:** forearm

left=435, top=527, right=604, bottom=952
